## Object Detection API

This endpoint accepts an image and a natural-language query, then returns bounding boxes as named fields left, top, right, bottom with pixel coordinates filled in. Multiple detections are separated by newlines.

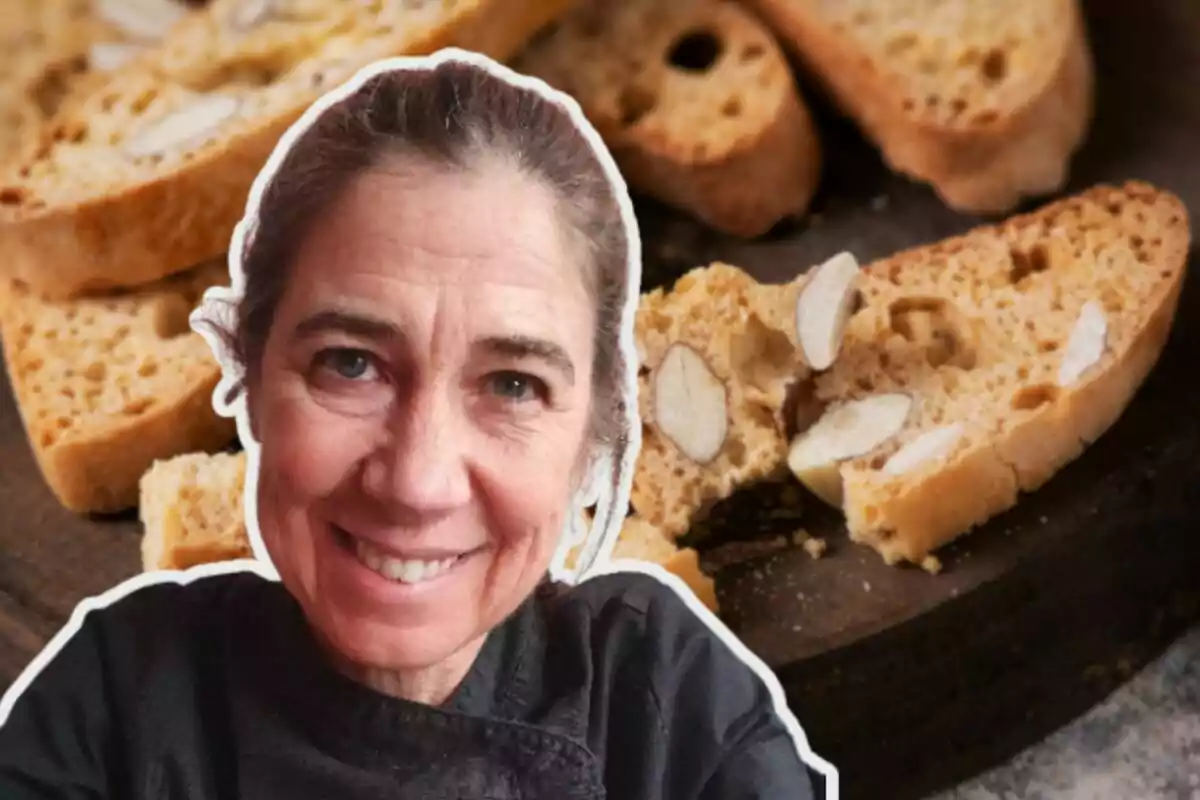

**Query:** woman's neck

left=325, top=634, right=489, bottom=706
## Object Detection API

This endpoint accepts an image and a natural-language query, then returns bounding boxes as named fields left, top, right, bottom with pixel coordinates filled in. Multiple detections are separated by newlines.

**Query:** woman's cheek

left=475, top=419, right=585, bottom=545
left=264, top=382, right=382, bottom=499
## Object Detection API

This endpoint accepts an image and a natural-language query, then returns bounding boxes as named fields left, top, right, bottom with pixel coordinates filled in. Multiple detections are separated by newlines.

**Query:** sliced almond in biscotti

left=792, top=182, right=1189, bottom=565
left=515, top=0, right=820, bottom=237
left=141, top=449, right=251, bottom=572
left=746, top=0, right=1094, bottom=214
left=0, top=0, right=571, bottom=299
left=632, top=260, right=857, bottom=541
left=787, top=392, right=912, bottom=506
left=0, top=259, right=237, bottom=513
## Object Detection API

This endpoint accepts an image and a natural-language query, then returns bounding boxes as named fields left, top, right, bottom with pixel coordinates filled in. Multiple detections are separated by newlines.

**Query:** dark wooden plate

left=0, top=1, right=1197, bottom=798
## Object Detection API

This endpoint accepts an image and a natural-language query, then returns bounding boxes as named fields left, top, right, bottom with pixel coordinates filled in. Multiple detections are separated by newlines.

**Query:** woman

left=0, top=51, right=821, bottom=799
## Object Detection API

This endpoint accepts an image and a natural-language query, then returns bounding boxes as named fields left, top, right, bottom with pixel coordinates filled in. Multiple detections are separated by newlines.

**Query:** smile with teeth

left=353, top=538, right=464, bottom=585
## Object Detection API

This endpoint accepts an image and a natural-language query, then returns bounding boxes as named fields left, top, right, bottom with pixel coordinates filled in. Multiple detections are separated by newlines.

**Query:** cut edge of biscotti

left=631, top=253, right=862, bottom=540
left=516, top=0, right=821, bottom=237
left=140, top=448, right=251, bottom=572
left=785, top=181, right=1190, bottom=565
left=0, top=258, right=236, bottom=513
left=0, top=0, right=572, bottom=299
left=749, top=0, right=1093, bottom=214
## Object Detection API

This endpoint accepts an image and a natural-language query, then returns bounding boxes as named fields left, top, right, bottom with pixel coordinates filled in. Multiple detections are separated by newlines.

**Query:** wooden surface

left=0, top=2, right=1197, bottom=799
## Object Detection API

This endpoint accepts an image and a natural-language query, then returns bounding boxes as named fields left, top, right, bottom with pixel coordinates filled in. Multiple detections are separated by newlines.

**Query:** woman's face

left=249, top=158, right=597, bottom=674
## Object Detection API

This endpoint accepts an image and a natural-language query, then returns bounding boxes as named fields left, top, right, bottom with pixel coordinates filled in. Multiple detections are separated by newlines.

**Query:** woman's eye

left=486, top=371, right=544, bottom=403
left=313, top=348, right=378, bottom=382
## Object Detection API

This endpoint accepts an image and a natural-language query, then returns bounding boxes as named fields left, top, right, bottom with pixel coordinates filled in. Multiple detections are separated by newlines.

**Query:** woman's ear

left=575, top=444, right=612, bottom=510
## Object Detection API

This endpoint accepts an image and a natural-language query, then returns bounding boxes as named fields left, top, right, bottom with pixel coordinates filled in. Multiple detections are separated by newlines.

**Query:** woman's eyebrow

left=293, top=309, right=406, bottom=344
left=476, top=335, right=575, bottom=384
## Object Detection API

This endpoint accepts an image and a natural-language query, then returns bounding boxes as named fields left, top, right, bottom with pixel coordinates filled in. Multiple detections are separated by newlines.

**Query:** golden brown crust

left=749, top=0, right=1093, bottom=213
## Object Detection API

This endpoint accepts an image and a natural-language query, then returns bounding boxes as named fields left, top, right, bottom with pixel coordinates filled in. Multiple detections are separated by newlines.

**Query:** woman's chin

left=323, top=615, right=478, bottom=677
left=301, top=521, right=489, bottom=674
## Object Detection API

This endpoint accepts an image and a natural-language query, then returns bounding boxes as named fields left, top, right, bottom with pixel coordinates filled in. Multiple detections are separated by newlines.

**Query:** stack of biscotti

left=747, top=0, right=1095, bottom=214
left=0, top=0, right=572, bottom=299
left=786, top=182, right=1189, bottom=565
left=138, top=450, right=722, bottom=610
left=0, top=0, right=571, bottom=514
left=515, top=0, right=821, bottom=237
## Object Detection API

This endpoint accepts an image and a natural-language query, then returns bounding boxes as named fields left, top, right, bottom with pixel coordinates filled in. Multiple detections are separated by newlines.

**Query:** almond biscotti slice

left=141, top=449, right=251, bottom=572
left=633, top=256, right=861, bottom=541
left=0, top=258, right=236, bottom=513
left=787, top=182, right=1190, bottom=565
left=0, top=0, right=570, bottom=299
left=747, top=0, right=1094, bottom=214
left=515, top=0, right=820, bottom=238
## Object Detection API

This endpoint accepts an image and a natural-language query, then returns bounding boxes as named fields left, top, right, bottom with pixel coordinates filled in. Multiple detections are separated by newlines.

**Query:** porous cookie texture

left=788, top=182, right=1189, bottom=565
left=0, top=0, right=571, bottom=299
left=141, top=449, right=250, bottom=571
left=0, top=0, right=188, bottom=165
left=0, top=259, right=235, bottom=513
left=631, top=260, right=856, bottom=541
left=516, top=0, right=820, bottom=237
left=749, top=0, right=1094, bottom=213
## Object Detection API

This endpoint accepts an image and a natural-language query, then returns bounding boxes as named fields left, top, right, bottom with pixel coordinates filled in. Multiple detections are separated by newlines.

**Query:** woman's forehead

left=293, top=161, right=588, bottom=295
left=269, top=161, right=597, bottom=348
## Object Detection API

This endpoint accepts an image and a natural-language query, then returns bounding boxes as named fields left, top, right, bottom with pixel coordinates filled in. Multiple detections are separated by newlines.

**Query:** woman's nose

left=360, top=394, right=472, bottom=518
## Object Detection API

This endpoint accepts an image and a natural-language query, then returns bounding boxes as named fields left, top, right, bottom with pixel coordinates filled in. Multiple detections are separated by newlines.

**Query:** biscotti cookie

left=747, top=0, right=1093, bottom=214
left=0, top=0, right=570, bottom=299
left=515, top=0, right=821, bottom=237
left=787, top=182, right=1189, bottom=565
left=141, top=449, right=250, bottom=571
left=632, top=255, right=861, bottom=540
left=0, top=258, right=236, bottom=513
left=0, top=0, right=191, bottom=164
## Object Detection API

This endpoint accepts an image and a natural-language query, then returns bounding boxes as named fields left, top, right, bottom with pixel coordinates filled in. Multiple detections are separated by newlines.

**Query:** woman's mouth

left=333, top=526, right=469, bottom=586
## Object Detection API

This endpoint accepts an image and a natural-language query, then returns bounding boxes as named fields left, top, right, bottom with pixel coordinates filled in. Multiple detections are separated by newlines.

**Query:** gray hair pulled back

left=195, top=50, right=643, bottom=577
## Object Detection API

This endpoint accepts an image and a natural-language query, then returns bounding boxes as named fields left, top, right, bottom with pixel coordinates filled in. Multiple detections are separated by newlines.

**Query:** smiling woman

left=0, top=51, right=823, bottom=799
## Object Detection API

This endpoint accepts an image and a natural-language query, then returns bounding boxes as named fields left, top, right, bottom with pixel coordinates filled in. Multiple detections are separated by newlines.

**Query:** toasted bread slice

left=0, top=0, right=569, bottom=299
left=748, top=0, right=1094, bottom=214
left=787, top=182, right=1189, bottom=564
left=0, top=259, right=236, bottom=513
left=140, top=449, right=250, bottom=572
left=632, top=256, right=861, bottom=540
left=516, top=0, right=820, bottom=237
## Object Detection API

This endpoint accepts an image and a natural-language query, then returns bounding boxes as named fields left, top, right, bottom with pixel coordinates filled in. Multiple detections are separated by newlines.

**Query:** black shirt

left=0, top=569, right=817, bottom=799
